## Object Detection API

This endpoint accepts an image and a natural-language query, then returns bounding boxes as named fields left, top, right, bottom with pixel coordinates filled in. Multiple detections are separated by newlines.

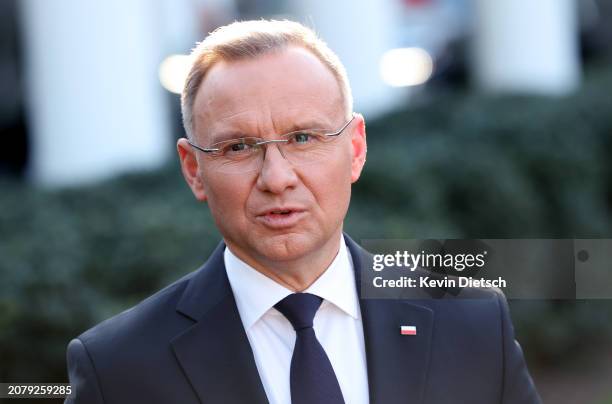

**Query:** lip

left=255, top=207, right=307, bottom=229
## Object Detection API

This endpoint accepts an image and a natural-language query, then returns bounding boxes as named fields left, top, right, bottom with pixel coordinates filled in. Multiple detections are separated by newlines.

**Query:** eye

left=289, top=131, right=326, bottom=145
left=294, top=132, right=311, bottom=144
left=230, top=142, right=249, bottom=152
left=218, top=138, right=258, bottom=157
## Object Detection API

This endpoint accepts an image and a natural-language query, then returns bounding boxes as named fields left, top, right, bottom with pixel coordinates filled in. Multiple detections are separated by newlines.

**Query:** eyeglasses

left=187, top=114, right=355, bottom=174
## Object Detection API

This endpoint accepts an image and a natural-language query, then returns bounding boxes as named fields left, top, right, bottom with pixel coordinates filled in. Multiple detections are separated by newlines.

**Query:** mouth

left=256, top=207, right=306, bottom=229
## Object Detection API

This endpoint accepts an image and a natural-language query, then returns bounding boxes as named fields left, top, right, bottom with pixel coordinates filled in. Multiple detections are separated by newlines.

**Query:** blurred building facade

left=2, top=0, right=609, bottom=187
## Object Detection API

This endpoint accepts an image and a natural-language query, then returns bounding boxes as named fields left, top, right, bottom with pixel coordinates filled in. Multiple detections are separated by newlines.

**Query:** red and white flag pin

left=400, top=325, right=417, bottom=336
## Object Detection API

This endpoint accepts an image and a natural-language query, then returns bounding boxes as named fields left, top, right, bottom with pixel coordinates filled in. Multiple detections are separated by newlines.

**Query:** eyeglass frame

left=186, top=113, right=356, bottom=156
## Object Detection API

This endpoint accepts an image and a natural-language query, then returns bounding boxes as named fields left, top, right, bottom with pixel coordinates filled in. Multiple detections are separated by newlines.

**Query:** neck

left=227, top=232, right=343, bottom=292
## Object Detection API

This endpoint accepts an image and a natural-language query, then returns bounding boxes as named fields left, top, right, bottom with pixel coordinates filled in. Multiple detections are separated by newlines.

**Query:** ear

left=177, top=138, right=208, bottom=202
left=350, top=113, right=367, bottom=183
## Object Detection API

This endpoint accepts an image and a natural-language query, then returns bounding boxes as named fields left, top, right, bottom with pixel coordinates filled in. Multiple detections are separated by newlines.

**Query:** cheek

left=307, top=154, right=353, bottom=214
left=202, top=176, right=250, bottom=224
left=331, top=149, right=354, bottom=211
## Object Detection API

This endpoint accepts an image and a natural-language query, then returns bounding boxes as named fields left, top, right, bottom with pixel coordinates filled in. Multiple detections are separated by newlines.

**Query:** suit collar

left=175, top=241, right=229, bottom=321
left=172, top=241, right=269, bottom=404
left=345, top=235, right=434, bottom=404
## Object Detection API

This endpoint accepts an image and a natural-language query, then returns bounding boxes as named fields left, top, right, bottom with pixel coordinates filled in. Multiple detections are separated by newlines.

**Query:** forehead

left=192, top=46, right=344, bottom=141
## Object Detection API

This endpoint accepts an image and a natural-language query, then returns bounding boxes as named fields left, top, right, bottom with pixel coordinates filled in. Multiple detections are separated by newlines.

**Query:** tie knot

left=274, top=293, right=323, bottom=331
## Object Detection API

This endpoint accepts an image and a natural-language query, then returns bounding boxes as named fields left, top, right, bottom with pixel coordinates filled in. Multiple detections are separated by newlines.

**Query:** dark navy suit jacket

left=66, top=235, right=541, bottom=403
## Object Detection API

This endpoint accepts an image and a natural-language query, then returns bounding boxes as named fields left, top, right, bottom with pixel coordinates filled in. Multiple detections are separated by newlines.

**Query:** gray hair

left=181, top=19, right=353, bottom=139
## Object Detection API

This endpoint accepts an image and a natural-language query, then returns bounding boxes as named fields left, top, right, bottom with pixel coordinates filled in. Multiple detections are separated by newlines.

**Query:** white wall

left=472, top=0, right=581, bottom=95
left=288, top=0, right=409, bottom=119
left=19, top=0, right=172, bottom=187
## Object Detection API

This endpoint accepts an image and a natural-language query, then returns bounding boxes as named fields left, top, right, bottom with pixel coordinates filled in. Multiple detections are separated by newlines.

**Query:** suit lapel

left=345, top=235, right=434, bottom=404
left=171, top=242, right=268, bottom=404
left=360, top=299, right=434, bottom=404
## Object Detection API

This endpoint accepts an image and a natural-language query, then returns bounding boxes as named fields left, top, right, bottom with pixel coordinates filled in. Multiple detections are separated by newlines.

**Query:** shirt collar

left=304, top=237, right=360, bottom=320
left=224, top=235, right=360, bottom=331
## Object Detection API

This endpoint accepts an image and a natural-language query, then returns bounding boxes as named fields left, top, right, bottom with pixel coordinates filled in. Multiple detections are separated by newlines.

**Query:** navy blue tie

left=274, top=293, right=345, bottom=404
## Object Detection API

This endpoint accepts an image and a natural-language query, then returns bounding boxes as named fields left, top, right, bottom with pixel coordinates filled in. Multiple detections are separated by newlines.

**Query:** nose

left=255, top=143, right=299, bottom=194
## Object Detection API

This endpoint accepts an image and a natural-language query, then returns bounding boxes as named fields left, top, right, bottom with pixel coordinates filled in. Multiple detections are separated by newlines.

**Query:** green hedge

left=2, top=64, right=612, bottom=382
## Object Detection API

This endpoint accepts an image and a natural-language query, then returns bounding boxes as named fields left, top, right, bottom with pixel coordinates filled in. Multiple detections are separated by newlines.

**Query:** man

left=66, top=19, right=541, bottom=403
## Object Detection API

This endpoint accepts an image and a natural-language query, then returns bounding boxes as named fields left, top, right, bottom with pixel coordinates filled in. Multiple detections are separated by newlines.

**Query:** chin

left=253, top=232, right=318, bottom=263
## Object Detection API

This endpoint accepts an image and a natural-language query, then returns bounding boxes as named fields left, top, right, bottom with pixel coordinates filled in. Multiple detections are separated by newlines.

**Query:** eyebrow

left=208, top=119, right=335, bottom=144
left=209, top=131, right=255, bottom=144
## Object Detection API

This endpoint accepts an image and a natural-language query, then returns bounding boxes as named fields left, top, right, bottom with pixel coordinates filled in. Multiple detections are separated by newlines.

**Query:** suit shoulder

left=452, top=279, right=505, bottom=300
left=77, top=269, right=198, bottom=346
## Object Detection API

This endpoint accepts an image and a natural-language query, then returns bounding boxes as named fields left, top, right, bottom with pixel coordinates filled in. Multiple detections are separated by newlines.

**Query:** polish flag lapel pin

left=400, top=325, right=417, bottom=336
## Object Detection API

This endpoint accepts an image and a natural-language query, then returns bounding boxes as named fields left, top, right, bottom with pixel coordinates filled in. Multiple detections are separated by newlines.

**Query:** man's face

left=178, top=46, right=366, bottom=269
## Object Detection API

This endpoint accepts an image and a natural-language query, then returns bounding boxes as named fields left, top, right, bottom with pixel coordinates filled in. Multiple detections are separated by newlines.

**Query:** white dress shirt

left=224, top=236, right=370, bottom=404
